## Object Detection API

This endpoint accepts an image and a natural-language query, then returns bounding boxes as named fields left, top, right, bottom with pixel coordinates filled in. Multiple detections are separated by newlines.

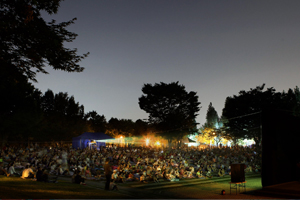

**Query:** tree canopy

left=1, top=0, right=89, bottom=81
left=222, top=84, right=300, bottom=146
left=138, top=82, right=201, bottom=145
left=85, top=111, right=107, bottom=133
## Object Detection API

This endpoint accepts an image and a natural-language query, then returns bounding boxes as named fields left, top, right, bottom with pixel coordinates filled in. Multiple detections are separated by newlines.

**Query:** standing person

left=104, top=158, right=112, bottom=190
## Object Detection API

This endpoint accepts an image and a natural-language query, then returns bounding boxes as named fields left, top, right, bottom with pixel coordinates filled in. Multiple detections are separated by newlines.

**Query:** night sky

left=33, top=0, right=300, bottom=126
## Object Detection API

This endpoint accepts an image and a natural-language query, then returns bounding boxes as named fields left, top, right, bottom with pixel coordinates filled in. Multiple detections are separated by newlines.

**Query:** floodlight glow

left=120, top=136, right=123, bottom=138
left=156, top=141, right=160, bottom=146
left=146, top=138, right=150, bottom=146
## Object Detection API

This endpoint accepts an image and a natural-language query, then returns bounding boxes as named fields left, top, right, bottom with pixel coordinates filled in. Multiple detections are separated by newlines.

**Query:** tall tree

left=205, top=102, right=219, bottom=128
left=106, top=118, right=135, bottom=138
left=0, top=69, right=43, bottom=143
left=200, top=102, right=225, bottom=147
left=1, top=0, right=89, bottom=81
left=281, top=86, right=300, bottom=116
left=222, top=84, right=284, bottom=146
left=85, top=111, right=107, bottom=133
left=133, top=119, right=149, bottom=136
left=138, top=82, right=201, bottom=146
left=40, top=90, right=87, bottom=141
left=1, top=0, right=88, bottom=143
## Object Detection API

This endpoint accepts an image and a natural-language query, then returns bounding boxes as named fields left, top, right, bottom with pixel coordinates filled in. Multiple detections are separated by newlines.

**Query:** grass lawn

left=0, top=176, right=131, bottom=199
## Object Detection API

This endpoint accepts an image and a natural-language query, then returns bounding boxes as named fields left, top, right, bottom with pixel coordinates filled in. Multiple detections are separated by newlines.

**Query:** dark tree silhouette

left=1, top=0, right=89, bottom=81
left=222, top=84, right=300, bottom=146
left=139, top=82, right=201, bottom=146
left=106, top=118, right=135, bottom=138
left=85, top=111, right=107, bottom=133
left=205, top=102, right=219, bottom=129
left=0, top=73, right=43, bottom=143
left=40, top=90, right=87, bottom=141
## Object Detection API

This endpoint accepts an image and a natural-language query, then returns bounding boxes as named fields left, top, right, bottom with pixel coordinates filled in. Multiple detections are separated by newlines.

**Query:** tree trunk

left=168, top=139, right=172, bottom=149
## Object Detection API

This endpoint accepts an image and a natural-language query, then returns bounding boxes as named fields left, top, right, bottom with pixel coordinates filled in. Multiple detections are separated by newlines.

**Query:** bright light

left=120, top=136, right=123, bottom=138
left=146, top=138, right=150, bottom=146
left=156, top=141, right=160, bottom=146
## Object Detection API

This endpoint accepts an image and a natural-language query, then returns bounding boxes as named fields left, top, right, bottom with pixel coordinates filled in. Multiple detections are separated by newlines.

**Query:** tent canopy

left=182, top=138, right=197, bottom=143
left=72, top=132, right=114, bottom=149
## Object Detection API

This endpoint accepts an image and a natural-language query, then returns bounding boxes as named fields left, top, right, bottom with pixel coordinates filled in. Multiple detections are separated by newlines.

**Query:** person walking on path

left=104, top=158, right=112, bottom=190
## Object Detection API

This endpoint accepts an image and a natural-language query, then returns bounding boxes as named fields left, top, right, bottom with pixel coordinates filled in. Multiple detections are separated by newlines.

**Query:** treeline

left=0, top=74, right=149, bottom=143
left=200, top=84, right=300, bottom=147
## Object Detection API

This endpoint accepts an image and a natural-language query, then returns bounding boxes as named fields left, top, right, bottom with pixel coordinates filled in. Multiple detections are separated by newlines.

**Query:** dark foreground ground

left=0, top=173, right=299, bottom=199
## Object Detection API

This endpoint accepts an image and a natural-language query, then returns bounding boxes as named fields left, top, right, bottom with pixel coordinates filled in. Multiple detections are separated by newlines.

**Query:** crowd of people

left=0, top=142, right=262, bottom=186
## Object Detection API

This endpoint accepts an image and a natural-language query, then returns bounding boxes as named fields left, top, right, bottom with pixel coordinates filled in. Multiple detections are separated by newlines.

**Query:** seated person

left=8, top=162, right=19, bottom=176
left=14, top=158, right=24, bottom=169
left=146, top=167, right=152, bottom=180
left=36, top=166, right=44, bottom=181
left=117, top=172, right=126, bottom=183
left=21, top=165, right=35, bottom=179
left=153, top=172, right=160, bottom=183
left=245, top=165, right=252, bottom=173
left=74, top=170, right=86, bottom=185
left=196, top=169, right=204, bottom=178
left=94, top=170, right=102, bottom=180
left=109, top=179, right=118, bottom=190
left=255, top=164, right=261, bottom=172
left=187, top=171, right=194, bottom=178
left=182, top=171, right=188, bottom=179
left=174, top=169, right=180, bottom=179
left=218, top=168, right=225, bottom=177
left=126, top=172, right=135, bottom=181
left=0, top=162, right=10, bottom=177
left=205, top=170, right=213, bottom=179
left=85, top=166, right=92, bottom=178
left=207, top=164, right=212, bottom=172
left=169, top=172, right=177, bottom=181
left=56, top=164, right=65, bottom=176
left=140, top=173, right=147, bottom=183
left=90, top=165, right=97, bottom=176
left=111, top=170, right=118, bottom=182
left=211, top=164, right=217, bottom=172
left=133, top=171, right=141, bottom=180
left=189, top=166, right=195, bottom=174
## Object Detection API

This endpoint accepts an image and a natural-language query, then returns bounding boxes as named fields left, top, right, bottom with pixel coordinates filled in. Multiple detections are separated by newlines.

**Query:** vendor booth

left=72, top=132, right=114, bottom=149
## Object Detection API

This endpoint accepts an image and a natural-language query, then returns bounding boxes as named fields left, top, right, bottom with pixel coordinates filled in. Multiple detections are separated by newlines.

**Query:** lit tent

left=72, top=132, right=114, bottom=149
left=182, top=138, right=197, bottom=143
left=182, top=137, right=198, bottom=147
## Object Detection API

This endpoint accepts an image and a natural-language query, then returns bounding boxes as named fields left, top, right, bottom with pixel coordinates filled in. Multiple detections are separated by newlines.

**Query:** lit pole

left=210, top=132, right=215, bottom=149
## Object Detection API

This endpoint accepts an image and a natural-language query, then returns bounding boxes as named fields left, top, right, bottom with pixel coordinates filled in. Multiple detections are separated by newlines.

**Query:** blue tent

left=72, top=132, right=114, bottom=149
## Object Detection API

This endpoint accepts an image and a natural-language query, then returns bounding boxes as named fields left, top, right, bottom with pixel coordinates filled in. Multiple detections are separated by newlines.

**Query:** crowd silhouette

left=0, top=142, right=262, bottom=184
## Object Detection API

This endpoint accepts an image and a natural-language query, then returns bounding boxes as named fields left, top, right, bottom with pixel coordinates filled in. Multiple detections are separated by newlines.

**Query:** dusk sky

left=33, top=0, right=300, bottom=127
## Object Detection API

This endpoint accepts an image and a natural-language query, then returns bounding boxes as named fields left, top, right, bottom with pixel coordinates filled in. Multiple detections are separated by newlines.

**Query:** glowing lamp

left=146, top=139, right=150, bottom=146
